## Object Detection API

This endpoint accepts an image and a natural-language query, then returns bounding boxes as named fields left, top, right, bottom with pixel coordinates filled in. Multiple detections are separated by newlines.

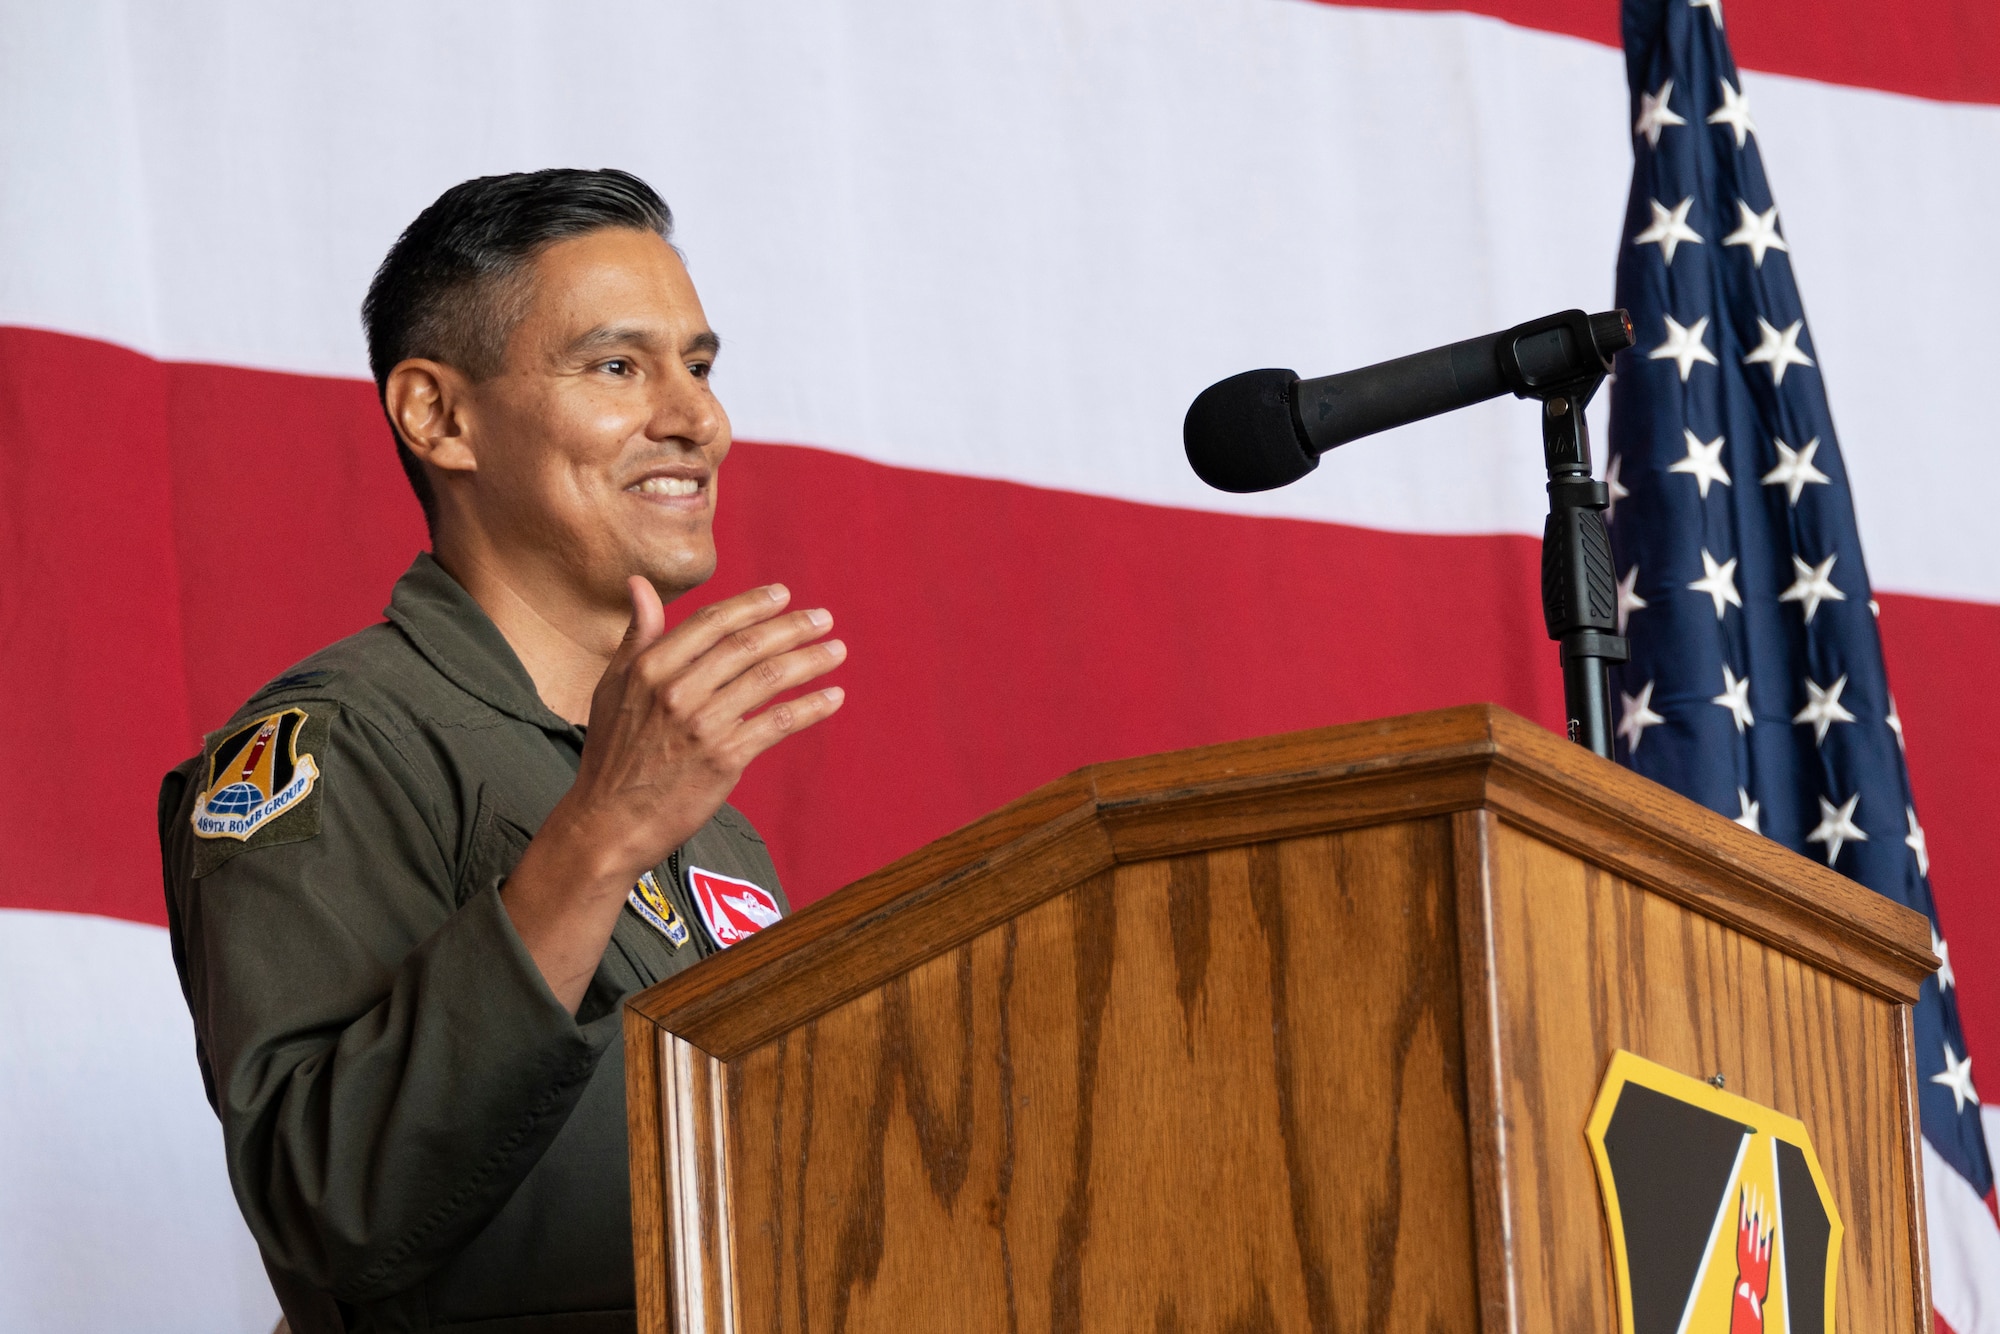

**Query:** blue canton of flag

left=1609, top=0, right=1994, bottom=1227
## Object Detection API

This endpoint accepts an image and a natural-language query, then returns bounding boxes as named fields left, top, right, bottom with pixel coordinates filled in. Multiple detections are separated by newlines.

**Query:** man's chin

left=632, top=546, right=718, bottom=605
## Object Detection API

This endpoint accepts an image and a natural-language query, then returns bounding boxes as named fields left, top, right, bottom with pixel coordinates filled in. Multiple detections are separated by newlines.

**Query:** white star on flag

left=1779, top=552, right=1846, bottom=623
left=1649, top=314, right=1719, bottom=381
left=1932, top=1041, right=1977, bottom=1114
left=1743, top=317, right=1814, bottom=385
left=1906, top=806, right=1930, bottom=877
left=1761, top=437, right=1829, bottom=504
left=1734, top=787, right=1762, bottom=834
left=1616, top=564, right=1647, bottom=635
left=1669, top=429, right=1731, bottom=498
left=1712, top=664, right=1754, bottom=732
left=1886, top=694, right=1906, bottom=752
left=1619, top=680, right=1667, bottom=753
left=1689, top=548, right=1743, bottom=618
left=1689, top=0, right=1724, bottom=28
left=1634, top=79, right=1688, bottom=148
left=1635, top=197, right=1703, bottom=264
left=1935, top=927, right=1956, bottom=992
left=1806, top=791, right=1867, bottom=864
left=1722, top=201, right=1787, bottom=267
left=1795, top=673, right=1858, bottom=744
left=1604, top=454, right=1630, bottom=523
left=1707, top=79, right=1756, bottom=147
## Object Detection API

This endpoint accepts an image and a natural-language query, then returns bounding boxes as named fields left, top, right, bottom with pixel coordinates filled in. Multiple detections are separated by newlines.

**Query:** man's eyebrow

left=563, top=324, right=664, bottom=359
left=560, top=326, right=722, bottom=359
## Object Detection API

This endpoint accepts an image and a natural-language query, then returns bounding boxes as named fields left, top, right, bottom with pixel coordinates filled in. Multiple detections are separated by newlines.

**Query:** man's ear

left=385, top=358, right=479, bottom=477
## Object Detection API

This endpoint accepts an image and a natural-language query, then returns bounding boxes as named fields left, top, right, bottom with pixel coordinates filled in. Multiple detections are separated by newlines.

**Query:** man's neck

left=432, top=544, right=621, bottom=726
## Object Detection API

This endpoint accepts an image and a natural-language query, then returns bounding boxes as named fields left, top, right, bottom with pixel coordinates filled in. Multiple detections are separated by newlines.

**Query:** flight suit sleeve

left=163, top=699, right=619, bottom=1304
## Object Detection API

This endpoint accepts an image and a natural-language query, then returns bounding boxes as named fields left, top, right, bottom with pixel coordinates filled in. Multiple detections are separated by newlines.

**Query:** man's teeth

left=633, top=476, right=701, bottom=497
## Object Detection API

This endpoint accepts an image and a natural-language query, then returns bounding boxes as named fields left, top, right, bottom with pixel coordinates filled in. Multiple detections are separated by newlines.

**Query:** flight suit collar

left=384, top=553, right=578, bottom=737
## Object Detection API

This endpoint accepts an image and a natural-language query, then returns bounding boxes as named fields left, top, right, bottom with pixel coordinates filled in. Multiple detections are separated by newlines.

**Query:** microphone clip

left=1496, top=308, right=1633, bottom=403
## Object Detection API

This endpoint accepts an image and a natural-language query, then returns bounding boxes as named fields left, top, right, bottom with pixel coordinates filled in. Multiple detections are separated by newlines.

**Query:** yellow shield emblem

left=1586, top=1050, right=1841, bottom=1334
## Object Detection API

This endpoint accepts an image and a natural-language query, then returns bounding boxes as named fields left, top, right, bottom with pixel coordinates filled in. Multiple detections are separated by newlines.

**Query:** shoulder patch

left=190, top=705, right=333, bottom=876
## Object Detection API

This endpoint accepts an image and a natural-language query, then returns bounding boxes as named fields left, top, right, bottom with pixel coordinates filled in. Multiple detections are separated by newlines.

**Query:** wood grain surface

left=626, top=1007, right=670, bottom=1334
left=1463, top=815, right=1924, bottom=1334
left=630, top=706, right=1932, bottom=1063
left=625, top=706, right=1934, bottom=1333
left=719, top=823, right=1479, bottom=1333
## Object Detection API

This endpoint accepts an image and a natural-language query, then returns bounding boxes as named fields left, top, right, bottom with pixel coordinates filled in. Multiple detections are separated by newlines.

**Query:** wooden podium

left=624, top=705, right=1935, bottom=1333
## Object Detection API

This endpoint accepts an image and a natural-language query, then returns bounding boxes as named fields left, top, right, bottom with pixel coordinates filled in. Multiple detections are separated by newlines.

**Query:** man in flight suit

left=157, top=169, right=848, bottom=1332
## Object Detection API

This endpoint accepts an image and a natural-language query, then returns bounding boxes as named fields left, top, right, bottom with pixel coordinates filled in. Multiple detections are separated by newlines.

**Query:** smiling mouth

left=627, top=475, right=705, bottom=500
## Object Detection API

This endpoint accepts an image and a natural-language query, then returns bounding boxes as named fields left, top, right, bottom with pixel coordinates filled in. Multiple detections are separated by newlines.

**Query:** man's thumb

left=620, top=576, right=667, bottom=652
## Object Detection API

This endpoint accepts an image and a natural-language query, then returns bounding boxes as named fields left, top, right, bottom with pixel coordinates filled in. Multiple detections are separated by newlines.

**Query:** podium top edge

left=628, top=704, right=1937, bottom=1050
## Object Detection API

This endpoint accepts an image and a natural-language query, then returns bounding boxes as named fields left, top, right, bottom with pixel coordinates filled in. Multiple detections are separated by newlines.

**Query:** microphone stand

left=1533, top=379, right=1626, bottom=758
left=1185, top=305, right=1633, bottom=758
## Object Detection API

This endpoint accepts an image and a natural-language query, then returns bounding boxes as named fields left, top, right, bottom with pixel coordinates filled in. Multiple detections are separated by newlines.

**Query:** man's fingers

left=730, top=685, right=847, bottom=762
left=698, top=637, right=848, bottom=729
left=634, top=583, right=794, bottom=681
left=670, top=606, right=836, bottom=700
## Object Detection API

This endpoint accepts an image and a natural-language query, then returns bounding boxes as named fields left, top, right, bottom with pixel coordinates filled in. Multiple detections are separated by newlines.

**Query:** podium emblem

left=1586, top=1051, right=1841, bottom=1334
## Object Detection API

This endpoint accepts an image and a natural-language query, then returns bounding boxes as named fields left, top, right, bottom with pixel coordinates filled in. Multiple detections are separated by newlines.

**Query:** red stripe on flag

left=1879, top=590, right=2000, bottom=1058
left=1304, top=0, right=2000, bottom=107
left=3, top=324, right=1995, bottom=1063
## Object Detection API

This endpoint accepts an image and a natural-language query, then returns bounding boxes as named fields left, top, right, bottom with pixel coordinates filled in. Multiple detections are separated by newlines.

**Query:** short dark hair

left=361, top=168, right=674, bottom=529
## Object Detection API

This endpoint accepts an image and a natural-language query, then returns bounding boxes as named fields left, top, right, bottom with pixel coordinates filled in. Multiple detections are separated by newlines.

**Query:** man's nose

left=646, top=368, right=720, bottom=446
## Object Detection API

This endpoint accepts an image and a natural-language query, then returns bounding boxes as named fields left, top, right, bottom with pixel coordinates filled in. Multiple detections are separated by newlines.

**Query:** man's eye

left=688, top=361, right=712, bottom=380
left=600, top=358, right=632, bottom=376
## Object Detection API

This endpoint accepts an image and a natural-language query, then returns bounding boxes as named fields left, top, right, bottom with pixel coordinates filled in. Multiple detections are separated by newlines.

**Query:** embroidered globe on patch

left=204, top=782, right=266, bottom=817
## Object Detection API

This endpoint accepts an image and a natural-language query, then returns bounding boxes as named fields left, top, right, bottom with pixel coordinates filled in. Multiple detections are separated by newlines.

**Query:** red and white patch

left=687, top=866, right=782, bottom=948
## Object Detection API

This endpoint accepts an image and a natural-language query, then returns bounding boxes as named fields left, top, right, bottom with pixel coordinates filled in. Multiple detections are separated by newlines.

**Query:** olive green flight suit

left=158, top=553, right=788, bottom=1334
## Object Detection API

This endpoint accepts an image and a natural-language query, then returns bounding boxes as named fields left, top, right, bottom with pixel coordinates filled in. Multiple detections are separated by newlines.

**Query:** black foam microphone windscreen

left=1182, top=368, right=1315, bottom=494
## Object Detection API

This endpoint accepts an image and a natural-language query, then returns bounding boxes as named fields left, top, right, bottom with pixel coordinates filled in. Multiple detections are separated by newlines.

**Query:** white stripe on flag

left=0, top=1, right=1996, bottom=599
left=1928, top=1133, right=2000, bottom=1334
left=0, top=909, right=276, bottom=1333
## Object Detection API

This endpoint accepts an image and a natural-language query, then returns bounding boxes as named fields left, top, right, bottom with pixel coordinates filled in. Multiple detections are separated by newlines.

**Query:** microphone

left=1184, top=308, right=1633, bottom=493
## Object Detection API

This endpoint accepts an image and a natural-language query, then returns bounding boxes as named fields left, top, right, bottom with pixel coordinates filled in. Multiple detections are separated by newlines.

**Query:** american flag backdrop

left=3, top=1, right=1998, bottom=1327
left=1609, top=0, right=2000, bottom=1323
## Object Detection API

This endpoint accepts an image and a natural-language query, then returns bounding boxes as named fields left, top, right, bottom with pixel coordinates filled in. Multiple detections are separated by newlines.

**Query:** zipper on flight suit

left=667, top=848, right=717, bottom=959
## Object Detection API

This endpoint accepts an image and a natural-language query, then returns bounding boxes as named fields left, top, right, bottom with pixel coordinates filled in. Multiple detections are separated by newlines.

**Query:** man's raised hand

left=501, top=578, right=844, bottom=1009
left=566, top=577, right=845, bottom=878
